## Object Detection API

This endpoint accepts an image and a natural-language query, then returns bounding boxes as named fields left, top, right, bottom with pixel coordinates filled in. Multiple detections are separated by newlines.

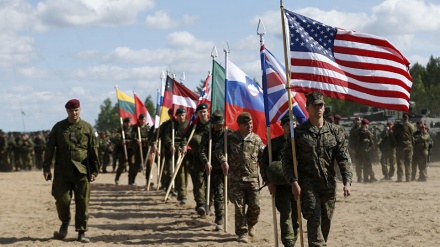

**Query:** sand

left=1, top=163, right=439, bottom=247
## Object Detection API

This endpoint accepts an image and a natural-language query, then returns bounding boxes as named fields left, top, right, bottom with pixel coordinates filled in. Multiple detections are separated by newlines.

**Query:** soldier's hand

left=170, top=145, right=176, bottom=154
left=343, top=182, right=351, bottom=198
left=291, top=181, right=301, bottom=201
left=267, top=182, right=276, bottom=195
left=90, top=175, right=96, bottom=182
left=43, top=172, right=52, bottom=181
left=205, top=162, right=212, bottom=175
left=221, top=162, right=229, bottom=176
left=181, top=146, right=187, bottom=154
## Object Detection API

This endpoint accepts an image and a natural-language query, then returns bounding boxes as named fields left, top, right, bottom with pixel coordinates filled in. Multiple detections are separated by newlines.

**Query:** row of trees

left=94, top=56, right=440, bottom=132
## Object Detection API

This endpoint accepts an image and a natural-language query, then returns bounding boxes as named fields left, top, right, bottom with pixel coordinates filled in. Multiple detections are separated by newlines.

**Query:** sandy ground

left=1, top=162, right=440, bottom=247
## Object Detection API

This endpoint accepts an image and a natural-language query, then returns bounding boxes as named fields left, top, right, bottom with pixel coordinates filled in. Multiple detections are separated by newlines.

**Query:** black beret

left=237, top=112, right=252, bottom=124
left=281, top=113, right=295, bottom=126
left=139, top=114, right=145, bottom=119
left=176, top=108, right=186, bottom=115
left=123, top=117, right=131, bottom=123
left=196, top=103, right=208, bottom=112
left=65, top=99, right=80, bottom=109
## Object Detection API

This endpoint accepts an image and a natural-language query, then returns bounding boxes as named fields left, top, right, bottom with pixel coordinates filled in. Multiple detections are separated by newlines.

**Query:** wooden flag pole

left=280, top=1, right=304, bottom=246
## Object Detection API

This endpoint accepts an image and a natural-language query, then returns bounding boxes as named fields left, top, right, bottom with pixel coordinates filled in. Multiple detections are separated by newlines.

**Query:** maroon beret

left=361, top=119, right=369, bottom=124
left=65, top=99, right=80, bottom=109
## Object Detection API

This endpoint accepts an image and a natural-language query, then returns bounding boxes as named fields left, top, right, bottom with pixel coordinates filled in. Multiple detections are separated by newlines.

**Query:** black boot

left=55, top=221, right=69, bottom=240
left=77, top=231, right=90, bottom=243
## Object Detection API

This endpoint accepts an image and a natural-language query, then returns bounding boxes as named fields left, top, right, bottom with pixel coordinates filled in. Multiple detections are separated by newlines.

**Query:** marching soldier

left=114, top=117, right=135, bottom=185
left=393, top=113, right=414, bottom=182
left=33, top=133, right=46, bottom=170
left=356, top=119, right=377, bottom=182
left=412, top=123, right=433, bottom=181
left=132, top=114, right=151, bottom=186
left=378, top=121, right=396, bottom=180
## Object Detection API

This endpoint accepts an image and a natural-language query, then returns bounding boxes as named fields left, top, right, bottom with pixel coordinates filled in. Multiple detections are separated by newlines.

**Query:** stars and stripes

left=284, top=9, right=412, bottom=112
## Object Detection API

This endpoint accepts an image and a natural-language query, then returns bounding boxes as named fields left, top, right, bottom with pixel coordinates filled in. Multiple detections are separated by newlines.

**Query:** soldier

left=327, top=115, right=334, bottom=123
left=188, top=103, right=210, bottom=215
left=349, top=116, right=362, bottom=182
left=215, top=112, right=263, bottom=243
left=154, top=109, right=174, bottom=190
left=412, top=123, right=433, bottom=181
left=131, top=114, right=151, bottom=185
left=283, top=92, right=352, bottom=247
left=0, top=130, right=8, bottom=171
left=378, top=121, right=396, bottom=180
left=393, top=113, right=414, bottom=182
left=260, top=114, right=299, bottom=247
left=164, top=108, right=189, bottom=202
left=14, top=132, right=23, bottom=171
left=33, top=133, right=46, bottom=170
left=103, top=131, right=114, bottom=173
left=198, top=110, right=232, bottom=231
left=97, top=132, right=107, bottom=173
left=43, top=99, right=99, bottom=243
left=334, top=114, right=342, bottom=125
left=114, top=117, right=135, bottom=185
left=21, top=134, right=35, bottom=170
left=356, top=119, right=377, bottom=182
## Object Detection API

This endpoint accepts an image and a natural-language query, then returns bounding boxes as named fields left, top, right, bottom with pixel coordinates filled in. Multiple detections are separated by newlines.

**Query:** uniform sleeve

left=197, top=131, right=209, bottom=165
left=88, top=125, right=100, bottom=177
left=42, top=125, right=57, bottom=172
left=215, top=133, right=227, bottom=164
left=260, top=146, right=269, bottom=182
left=334, top=126, right=353, bottom=186
left=282, top=137, right=297, bottom=184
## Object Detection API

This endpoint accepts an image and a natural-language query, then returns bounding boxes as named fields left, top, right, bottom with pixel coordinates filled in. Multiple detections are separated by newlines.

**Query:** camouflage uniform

left=393, top=118, right=414, bottom=182
left=356, top=126, right=377, bottom=182
left=215, top=130, right=263, bottom=237
left=33, top=134, right=46, bottom=170
left=43, top=117, right=99, bottom=232
left=20, top=134, right=34, bottom=170
left=198, top=120, right=232, bottom=225
left=283, top=121, right=353, bottom=247
left=0, top=131, right=8, bottom=171
left=188, top=121, right=210, bottom=210
left=14, top=133, right=23, bottom=171
left=348, top=123, right=362, bottom=182
left=158, top=119, right=173, bottom=189
left=412, top=129, right=433, bottom=181
left=97, top=133, right=107, bottom=172
left=164, top=118, right=189, bottom=201
left=131, top=123, right=151, bottom=185
left=114, top=125, right=135, bottom=184
left=261, top=135, right=298, bottom=247
left=378, top=125, right=396, bottom=180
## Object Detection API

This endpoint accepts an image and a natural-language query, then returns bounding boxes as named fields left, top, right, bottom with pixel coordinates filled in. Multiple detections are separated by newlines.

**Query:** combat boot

left=77, top=231, right=90, bottom=243
left=248, top=225, right=256, bottom=237
left=55, top=221, right=69, bottom=240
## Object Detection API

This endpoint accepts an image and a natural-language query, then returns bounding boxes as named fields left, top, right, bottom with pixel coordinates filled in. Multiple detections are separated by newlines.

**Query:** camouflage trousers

left=380, top=149, right=395, bottom=179
left=396, top=147, right=413, bottom=181
left=275, top=185, right=299, bottom=247
left=299, top=180, right=336, bottom=247
left=189, top=155, right=207, bottom=207
left=210, top=169, right=224, bottom=222
left=52, top=171, right=90, bottom=232
left=412, top=152, right=428, bottom=180
left=115, top=149, right=134, bottom=184
left=174, top=154, right=189, bottom=201
left=229, top=180, right=260, bottom=236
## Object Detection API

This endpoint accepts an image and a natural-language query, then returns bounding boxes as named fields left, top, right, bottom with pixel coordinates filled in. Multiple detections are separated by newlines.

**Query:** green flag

left=211, top=60, right=225, bottom=113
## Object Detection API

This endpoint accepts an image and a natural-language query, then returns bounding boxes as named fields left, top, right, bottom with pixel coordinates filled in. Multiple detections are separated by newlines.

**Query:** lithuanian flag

left=116, top=88, right=136, bottom=125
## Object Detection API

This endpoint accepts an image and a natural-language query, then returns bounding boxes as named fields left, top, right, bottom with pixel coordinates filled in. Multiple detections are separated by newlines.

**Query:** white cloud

left=18, top=67, right=49, bottom=79
left=182, top=14, right=197, bottom=25
left=145, top=10, right=178, bottom=29
left=35, top=0, right=155, bottom=28
left=0, top=34, right=35, bottom=67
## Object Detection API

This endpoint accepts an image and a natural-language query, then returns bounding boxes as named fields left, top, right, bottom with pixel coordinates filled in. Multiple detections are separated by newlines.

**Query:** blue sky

left=1, top=0, right=439, bottom=132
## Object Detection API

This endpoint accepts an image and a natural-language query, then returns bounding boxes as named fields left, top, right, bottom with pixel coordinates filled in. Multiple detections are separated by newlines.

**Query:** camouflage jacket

left=198, top=127, right=233, bottom=170
left=356, top=128, right=375, bottom=153
left=413, top=132, right=433, bottom=156
left=132, top=124, right=151, bottom=149
left=260, top=134, right=286, bottom=182
left=282, top=120, right=353, bottom=190
left=393, top=121, right=414, bottom=148
left=186, top=121, right=210, bottom=155
left=43, top=118, right=99, bottom=177
left=164, top=120, right=188, bottom=149
left=215, top=131, right=263, bottom=182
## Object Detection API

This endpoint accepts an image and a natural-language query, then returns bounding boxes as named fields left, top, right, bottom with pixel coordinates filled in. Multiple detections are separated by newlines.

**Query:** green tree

left=94, top=98, right=119, bottom=132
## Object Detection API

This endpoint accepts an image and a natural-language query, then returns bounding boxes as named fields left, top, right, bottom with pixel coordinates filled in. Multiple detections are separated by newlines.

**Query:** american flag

left=284, top=9, right=412, bottom=112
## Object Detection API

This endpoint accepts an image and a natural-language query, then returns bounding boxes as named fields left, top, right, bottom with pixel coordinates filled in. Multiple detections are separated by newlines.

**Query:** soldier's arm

left=260, top=146, right=269, bottom=182
left=334, top=127, right=353, bottom=186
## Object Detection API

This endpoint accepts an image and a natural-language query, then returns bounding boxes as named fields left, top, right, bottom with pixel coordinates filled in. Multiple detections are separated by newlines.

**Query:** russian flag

left=261, top=44, right=308, bottom=124
left=225, top=59, right=283, bottom=144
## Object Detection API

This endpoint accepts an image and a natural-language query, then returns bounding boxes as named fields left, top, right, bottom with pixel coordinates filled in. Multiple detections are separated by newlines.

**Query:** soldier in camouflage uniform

left=188, top=103, right=210, bottom=214
left=356, top=119, right=377, bottom=182
left=378, top=121, right=396, bottom=180
left=164, top=108, right=189, bottom=202
left=393, top=113, right=414, bottom=182
left=153, top=109, right=174, bottom=190
left=114, top=117, right=135, bottom=185
left=198, top=110, right=232, bottom=231
left=349, top=116, right=362, bottom=182
left=97, top=132, right=107, bottom=173
left=283, top=92, right=352, bottom=247
left=412, top=123, right=433, bottom=181
left=33, top=133, right=46, bottom=170
left=20, top=134, right=34, bottom=170
left=43, top=99, right=99, bottom=243
left=14, top=132, right=23, bottom=171
left=215, top=112, right=263, bottom=243
left=260, top=114, right=299, bottom=247
left=0, top=130, right=8, bottom=171
left=131, top=114, right=151, bottom=185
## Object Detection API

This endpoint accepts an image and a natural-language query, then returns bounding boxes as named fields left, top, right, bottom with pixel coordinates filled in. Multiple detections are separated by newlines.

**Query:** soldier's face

left=213, top=123, right=223, bottom=132
left=306, top=103, right=325, bottom=119
left=139, top=118, right=146, bottom=126
left=238, top=120, right=252, bottom=135
left=197, top=109, right=209, bottom=123
left=67, top=107, right=80, bottom=122
left=176, top=113, right=186, bottom=123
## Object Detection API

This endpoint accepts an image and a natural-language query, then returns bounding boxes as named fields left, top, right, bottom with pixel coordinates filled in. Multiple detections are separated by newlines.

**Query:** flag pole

left=258, top=18, right=279, bottom=247
left=134, top=90, right=146, bottom=175
left=223, top=41, right=230, bottom=233
left=115, top=86, right=129, bottom=163
left=280, top=1, right=304, bottom=246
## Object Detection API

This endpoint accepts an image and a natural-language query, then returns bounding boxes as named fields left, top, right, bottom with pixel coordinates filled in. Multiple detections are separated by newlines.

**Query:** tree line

left=95, top=56, right=440, bottom=132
